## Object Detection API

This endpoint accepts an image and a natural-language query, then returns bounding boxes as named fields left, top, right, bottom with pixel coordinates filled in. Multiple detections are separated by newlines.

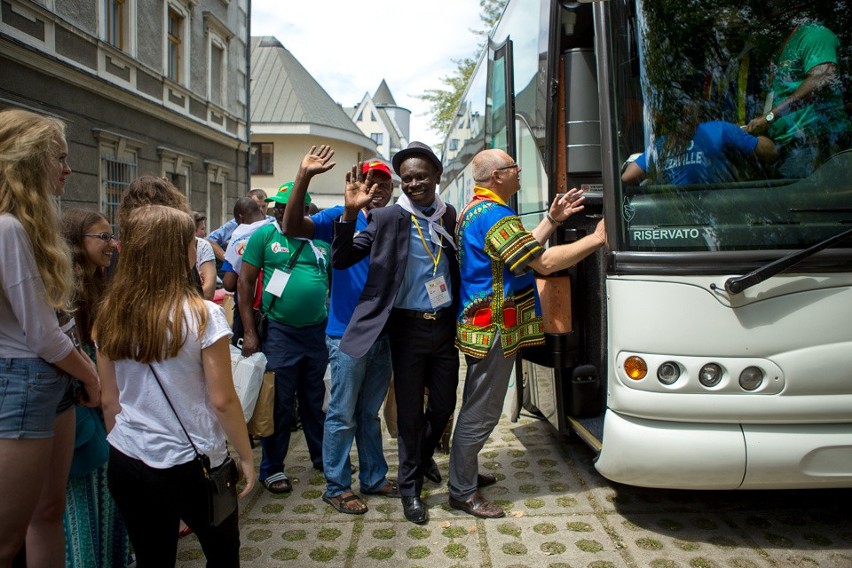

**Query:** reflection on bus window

left=616, top=0, right=852, bottom=252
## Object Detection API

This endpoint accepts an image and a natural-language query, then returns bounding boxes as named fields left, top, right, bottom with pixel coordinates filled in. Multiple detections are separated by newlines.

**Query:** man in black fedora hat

left=332, top=141, right=459, bottom=524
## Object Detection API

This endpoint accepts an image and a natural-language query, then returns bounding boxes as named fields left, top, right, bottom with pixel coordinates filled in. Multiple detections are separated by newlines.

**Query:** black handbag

left=253, top=308, right=269, bottom=342
left=149, top=365, right=238, bottom=527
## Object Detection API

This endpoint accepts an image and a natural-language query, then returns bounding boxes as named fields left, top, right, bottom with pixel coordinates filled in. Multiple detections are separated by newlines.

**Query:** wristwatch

left=765, top=111, right=775, bottom=123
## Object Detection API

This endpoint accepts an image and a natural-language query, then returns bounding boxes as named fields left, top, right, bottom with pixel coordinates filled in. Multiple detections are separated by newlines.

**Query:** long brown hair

left=0, top=109, right=72, bottom=308
left=117, top=175, right=191, bottom=236
left=61, top=208, right=110, bottom=346
left=94, top=205, right=207, bottom=363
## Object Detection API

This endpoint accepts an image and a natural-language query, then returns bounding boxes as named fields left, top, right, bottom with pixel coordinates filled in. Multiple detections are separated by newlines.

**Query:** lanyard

left=411, top=216, right=443, bottom=276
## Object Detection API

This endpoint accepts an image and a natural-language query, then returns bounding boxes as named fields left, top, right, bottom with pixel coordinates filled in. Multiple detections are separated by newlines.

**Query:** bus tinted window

left=616, top=0, right=852, bottom=252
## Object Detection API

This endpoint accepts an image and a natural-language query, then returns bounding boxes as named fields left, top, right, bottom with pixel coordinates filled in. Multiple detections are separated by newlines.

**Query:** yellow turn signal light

left=624, top=356, right=647, bottom=380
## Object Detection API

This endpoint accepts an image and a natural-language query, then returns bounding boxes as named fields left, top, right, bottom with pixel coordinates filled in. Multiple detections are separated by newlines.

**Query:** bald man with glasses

left=447, top=148, right=606, bottom=519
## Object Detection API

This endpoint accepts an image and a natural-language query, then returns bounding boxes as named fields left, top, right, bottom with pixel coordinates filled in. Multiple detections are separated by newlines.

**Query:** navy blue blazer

left=332, top=203, right=459, bottom=359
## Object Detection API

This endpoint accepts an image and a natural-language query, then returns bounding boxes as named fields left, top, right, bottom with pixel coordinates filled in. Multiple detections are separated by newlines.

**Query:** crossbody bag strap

left=148, top=363, right=207, bottom=472
left=261, top=239, right=307, bottom=314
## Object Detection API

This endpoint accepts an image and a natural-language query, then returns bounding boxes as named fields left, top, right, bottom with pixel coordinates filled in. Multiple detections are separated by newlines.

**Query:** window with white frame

left=165, top=3, right=190, bottom=84
left=159, top=146, right=194, bottom=197
left=237, top=70, right=246, bottom=106
left=210, top=42, right=224, bottom=105
left=204, top=12, right=234, bottom=107
left=94, top=130, right=141, bottom=235
left=101, top=0, right=137, bottom=53
left=250, top=142, right=273, bottom=175
left=371, top=132, right=383, bottom=145
left=205, top=161, right=229, bottom=231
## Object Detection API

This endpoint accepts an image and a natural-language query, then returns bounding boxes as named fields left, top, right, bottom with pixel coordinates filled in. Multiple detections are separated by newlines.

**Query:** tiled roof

left=372, top=79, right=397, bottom=106
left=250, top=36, right=365, bottom=137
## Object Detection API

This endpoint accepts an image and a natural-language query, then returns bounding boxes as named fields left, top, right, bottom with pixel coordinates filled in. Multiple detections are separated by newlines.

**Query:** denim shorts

left=0, top=357, right=72, bottom=439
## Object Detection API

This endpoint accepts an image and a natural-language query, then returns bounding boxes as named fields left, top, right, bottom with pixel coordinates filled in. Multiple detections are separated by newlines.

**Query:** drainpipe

left=245, top=0, right=252, bottom=192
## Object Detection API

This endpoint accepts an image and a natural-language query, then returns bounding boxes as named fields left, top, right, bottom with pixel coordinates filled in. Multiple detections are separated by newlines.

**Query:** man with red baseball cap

left=281, top=146, right=398, bottom=515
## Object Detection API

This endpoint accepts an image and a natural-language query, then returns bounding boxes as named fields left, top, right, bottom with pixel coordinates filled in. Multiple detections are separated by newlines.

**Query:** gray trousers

left=448, top=332, right=516, bottom=500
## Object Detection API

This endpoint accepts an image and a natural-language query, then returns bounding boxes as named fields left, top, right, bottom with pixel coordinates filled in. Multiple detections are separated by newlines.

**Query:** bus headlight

left=699, top=363, right=722, bottom=387
left=624, top=356, right=647, bottom=380
left=739, top=366, right=764, bottom=391
left=657, top=361, right=681, bottom=385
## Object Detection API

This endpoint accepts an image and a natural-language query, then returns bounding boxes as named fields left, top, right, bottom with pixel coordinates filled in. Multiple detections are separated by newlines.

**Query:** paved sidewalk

left=177, top=381, right=852, bottom=567
left=177, top=418, right=852, bottom=567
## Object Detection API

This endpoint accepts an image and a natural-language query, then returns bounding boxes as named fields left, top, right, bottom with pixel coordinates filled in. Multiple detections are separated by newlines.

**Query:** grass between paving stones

left=501, top=541, right=527, bottom=555
left=443, top=542, right=468, bottom=559
left=533, top=522, right=558, bottom=534
left=309, top=545, right=337, bottom=561
left=366, top=546, right=394, bottom=560
left=575, top=539, right=604, bottom=553
left=317, top=527, right=342, bottom=541
left=372, top=527, right=396, bottom=539
left=408, top=526, right=430, bottom=539
left=406, top=545, right=430, bottom=560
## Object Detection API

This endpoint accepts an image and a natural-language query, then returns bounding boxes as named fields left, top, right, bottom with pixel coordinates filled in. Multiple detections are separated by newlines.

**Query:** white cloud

left=250, top=0, right=485, bottom=149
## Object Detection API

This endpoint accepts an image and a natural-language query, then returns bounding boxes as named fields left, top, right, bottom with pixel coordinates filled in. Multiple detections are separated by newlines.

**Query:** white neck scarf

left=273, top=220, right=327, bottom=270
left=396, top=193, right=456, bottom=250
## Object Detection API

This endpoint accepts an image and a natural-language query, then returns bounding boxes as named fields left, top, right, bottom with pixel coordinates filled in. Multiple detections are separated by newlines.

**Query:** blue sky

left=250, top=0, right=486, bottom=149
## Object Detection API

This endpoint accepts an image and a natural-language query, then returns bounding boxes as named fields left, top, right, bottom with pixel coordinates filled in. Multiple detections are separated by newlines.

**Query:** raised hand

left=343, top=162, right=377, bottom=215
left=300, top=145, right=336, bottom=178
left=550, top=187, right=586, bottom=222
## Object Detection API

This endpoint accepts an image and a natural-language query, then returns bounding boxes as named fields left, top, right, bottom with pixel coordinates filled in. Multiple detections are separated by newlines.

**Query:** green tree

left=420, top=0, right=508, bottom=140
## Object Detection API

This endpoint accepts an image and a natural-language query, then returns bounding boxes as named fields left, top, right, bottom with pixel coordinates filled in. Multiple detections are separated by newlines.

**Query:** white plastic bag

left=230, top=343, right=267, bottom=422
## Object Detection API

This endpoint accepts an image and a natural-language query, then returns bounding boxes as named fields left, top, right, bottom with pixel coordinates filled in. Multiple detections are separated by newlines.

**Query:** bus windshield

left=614, top=0, right=852, bottom=252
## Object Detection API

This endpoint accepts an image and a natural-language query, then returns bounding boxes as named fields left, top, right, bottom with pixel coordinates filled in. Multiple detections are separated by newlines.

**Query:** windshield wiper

left=724, top=227, right=852, bottom=295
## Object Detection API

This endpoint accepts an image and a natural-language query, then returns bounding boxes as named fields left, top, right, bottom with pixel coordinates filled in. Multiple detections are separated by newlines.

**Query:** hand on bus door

left=550, top=187, right=586, bottom=223
left=592, top=219, right=607, bottom=247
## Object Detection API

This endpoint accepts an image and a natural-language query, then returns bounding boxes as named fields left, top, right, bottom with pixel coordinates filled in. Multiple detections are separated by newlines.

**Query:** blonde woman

left=0, top=109, right=100, bottom=566
left=95, top=205, right=254, bottom=567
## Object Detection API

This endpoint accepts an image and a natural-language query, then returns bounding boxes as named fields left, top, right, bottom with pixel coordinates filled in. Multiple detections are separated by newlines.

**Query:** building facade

left=0, top=0, right=249, bottom=234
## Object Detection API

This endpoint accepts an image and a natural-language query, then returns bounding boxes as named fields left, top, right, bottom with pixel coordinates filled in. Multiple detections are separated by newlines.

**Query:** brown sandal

left=323, top=492, right=368, bottom=515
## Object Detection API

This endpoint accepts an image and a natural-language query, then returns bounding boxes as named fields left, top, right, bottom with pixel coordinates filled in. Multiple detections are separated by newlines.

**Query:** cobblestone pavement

left=177, top=400, right=852, bottom=567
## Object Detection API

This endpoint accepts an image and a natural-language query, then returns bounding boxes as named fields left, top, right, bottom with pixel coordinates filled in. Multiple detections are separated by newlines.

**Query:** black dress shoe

left=477, top=473, right=497, bottom=488
left=401, top=495, right=428, bottom=524
left=423, top=458, right=441, bottom=484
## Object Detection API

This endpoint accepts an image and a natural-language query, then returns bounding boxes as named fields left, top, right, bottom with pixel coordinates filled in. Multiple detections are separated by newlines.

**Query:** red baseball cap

left=362, top=159, right=392, bottom=178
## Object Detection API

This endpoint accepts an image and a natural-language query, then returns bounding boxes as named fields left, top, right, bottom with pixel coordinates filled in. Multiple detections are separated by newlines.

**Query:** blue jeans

left=323, top=335, right=392, bottom=497
left=259, top=320, right=327, bottom=481
left=0, top=357, right=71, bottom=439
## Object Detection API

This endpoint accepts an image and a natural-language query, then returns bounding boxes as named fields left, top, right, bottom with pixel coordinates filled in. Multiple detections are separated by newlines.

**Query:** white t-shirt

left=107, top=300, right=233, bottom=468
left=0, top=214, right=73, bottom=362
left=196, top=237, right=215, bottom=272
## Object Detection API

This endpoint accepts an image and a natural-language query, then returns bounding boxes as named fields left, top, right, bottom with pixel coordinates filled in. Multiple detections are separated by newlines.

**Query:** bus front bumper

left=594, top=410, right=852, bottom=489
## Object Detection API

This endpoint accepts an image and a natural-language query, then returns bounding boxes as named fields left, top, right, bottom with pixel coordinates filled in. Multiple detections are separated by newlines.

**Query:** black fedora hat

left=392, top=141, right=443, bottom=176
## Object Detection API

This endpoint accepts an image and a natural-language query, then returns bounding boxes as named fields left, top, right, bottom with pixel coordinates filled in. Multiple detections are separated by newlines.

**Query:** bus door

left=520, top=0, right=608, bottom=448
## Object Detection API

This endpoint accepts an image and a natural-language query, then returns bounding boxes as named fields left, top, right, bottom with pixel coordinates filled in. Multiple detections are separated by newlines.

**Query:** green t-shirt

left=769, top=22, right=850, bottom=144
left=242, top=224, right=331, bottom=327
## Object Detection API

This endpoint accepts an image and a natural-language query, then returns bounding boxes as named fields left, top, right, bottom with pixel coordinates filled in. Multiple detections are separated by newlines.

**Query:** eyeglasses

left=84, top=232, right=118, bottom=243
left=495, top=163, right=519, bottom=172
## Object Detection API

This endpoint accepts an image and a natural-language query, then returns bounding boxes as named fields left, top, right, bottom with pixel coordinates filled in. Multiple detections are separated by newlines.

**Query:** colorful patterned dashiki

left=455, top=186, right=545, bottom=358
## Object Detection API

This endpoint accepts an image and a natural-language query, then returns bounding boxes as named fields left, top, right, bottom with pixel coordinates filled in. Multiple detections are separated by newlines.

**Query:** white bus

left=441, top=0, right=852, bottom=489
